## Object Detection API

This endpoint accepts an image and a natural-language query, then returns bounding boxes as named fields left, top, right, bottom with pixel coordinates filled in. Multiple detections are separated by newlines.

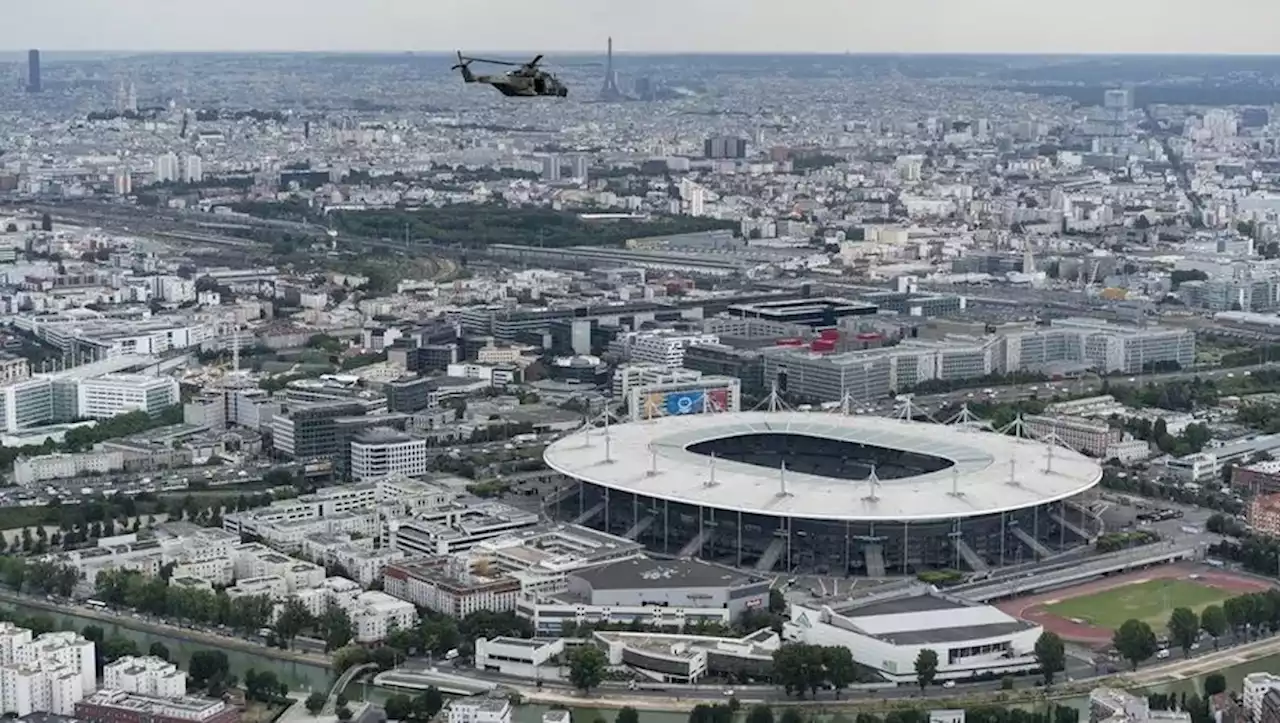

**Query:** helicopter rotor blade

left=527, top=54, right=545, bottom=67
left=456, top=55, right=523, bottom=67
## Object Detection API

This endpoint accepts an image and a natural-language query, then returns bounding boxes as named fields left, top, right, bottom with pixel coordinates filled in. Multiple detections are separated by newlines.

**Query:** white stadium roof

left=543, top=411, right=1101, bottom=522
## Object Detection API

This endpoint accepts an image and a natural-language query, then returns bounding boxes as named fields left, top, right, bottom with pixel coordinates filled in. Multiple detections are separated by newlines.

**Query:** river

left=4, top=601, right=1275, bottom=722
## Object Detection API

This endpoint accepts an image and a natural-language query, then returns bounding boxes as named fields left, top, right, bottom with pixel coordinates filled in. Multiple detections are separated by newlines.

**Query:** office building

left=624, top=331, right=719, bottom=368
left=350, top=428, right=428, bottom=481
left=385, top=376, right=433, bottom=413
left=728, top=298, right=877, bottom=329
left=76, top=375, right=179, bottom=419
left=704, top=136, right=747, bottom=159
left=270, top=401, right=366, bottom=460
left=681, top=344, right=765, bottom=396
left=1263, top=689, right=1280, bottom=723
left=26, top=50, right=40, bottom=93
left=1022, top=415, right=1150, bottom=462
left=385, top=501, right=540, bottom=557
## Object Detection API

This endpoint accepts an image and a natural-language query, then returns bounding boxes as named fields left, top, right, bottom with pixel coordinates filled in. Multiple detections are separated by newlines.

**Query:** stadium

left=544, top=410, right=1104, bottom=576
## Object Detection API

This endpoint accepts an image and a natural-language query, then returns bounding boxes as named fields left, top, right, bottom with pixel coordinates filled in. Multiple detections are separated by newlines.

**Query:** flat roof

left=544, top=411, right=1102, bottom=522
left=573, top=558, right=759, bottom=590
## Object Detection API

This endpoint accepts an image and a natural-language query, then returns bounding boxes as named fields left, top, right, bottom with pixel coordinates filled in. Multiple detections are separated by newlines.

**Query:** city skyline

left=5, top=0, right=1280, bottom=55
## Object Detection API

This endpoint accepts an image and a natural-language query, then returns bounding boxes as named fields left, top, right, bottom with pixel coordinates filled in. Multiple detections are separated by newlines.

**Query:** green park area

left=1043, top=578, right=1234, bottom=631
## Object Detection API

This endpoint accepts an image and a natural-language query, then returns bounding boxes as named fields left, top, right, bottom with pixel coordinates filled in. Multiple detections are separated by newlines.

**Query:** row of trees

left=771, top=644, right=866, bottom=698
left=592, top=701, right=1082, bottom=723
left=1210, top=533, right=1280, bottom=578
left=93, top=568, right=276, bottom=638
left=1107, top=592, right=1269, bottom=672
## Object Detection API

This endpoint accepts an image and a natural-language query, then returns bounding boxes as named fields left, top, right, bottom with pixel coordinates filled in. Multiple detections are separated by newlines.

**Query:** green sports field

left=1042, top=578, right=1235, bottom=631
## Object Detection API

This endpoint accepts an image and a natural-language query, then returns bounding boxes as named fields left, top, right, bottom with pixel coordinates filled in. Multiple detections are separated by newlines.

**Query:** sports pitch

left=1042, top=578, right=1235, bottom=631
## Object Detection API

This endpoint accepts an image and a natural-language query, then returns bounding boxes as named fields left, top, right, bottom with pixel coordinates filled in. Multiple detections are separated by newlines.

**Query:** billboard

left=631, top=378, right=741, bottom=420
left=666, top=390, right=705, bottom=416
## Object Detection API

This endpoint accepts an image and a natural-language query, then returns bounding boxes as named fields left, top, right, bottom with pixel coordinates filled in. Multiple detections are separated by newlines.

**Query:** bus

left=86, top=600, right=108, bottom=609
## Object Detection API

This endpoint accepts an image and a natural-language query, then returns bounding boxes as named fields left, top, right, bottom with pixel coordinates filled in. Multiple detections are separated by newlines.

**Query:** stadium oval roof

left=543, top=411, right=1102, bottom=522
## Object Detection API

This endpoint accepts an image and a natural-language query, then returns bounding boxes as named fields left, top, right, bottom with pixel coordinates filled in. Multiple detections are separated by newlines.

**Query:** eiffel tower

left=599, top=37, right=626, bottom=101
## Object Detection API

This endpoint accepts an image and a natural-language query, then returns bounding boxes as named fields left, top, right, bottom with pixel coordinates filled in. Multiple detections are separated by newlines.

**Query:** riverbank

left=1119, top=634, right=1280, bottom=686
left=0, top=589, right=331, bottom=669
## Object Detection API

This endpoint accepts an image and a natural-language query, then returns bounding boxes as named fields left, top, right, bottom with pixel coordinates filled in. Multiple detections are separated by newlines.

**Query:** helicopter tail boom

left=452, top=51, right=477, bottom=82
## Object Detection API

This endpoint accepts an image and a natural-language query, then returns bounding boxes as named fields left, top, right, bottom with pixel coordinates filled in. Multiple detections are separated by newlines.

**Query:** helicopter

left=452, top=52, right=569, bottom=98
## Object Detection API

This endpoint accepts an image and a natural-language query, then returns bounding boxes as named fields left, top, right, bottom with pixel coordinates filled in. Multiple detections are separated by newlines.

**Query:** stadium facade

left=544, top=411, right=1103, bottom=576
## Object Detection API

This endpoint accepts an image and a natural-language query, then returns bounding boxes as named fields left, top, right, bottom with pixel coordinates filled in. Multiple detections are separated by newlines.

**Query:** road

left=0, top=589, right=331, bottom=668
left=888, top=362, right=1280, bottom=419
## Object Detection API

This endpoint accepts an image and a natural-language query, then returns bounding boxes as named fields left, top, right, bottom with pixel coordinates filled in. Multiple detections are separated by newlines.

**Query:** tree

left=321, top=603, right=356, bottom=652
left=40, top=213, right=52, bottom=232
left=914, top=648, right=939, bottom=690
left=273, top=598, right=313, bottom=648
left=1034, top=631, right=1066, bottom=685
left=305, top=692, right=326, bottom=715
left=1113, top=619, right=1159, bottom=670
left=385, top=694, right=412, bottom=721
left=82, top=625, right=105, bottom=644
left=617, top=707, right=641, bottom=723
left=1204, top=672, right=1227, bottom=698
left=411, top=688, right=443, bottom=720
left=779, top=710, right=805, bottom=723
left=1200, top=604, right=1227, bottom=649
left=336, top=706, right=352, bottom=721
left=189, top=650, right=230, bottom=689
left=822, top=646, right=856, bottom=696
left=1168, top=607, right=1200, bottom=655
left=745, top=706, right=775, bottom=723
left=148, top=642, right=170, bottom=661
left=568, top=645, right=607, bottom=693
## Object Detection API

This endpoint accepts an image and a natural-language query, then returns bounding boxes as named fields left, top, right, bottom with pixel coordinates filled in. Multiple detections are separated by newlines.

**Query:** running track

left=995, top=563, right=1271, bottom=646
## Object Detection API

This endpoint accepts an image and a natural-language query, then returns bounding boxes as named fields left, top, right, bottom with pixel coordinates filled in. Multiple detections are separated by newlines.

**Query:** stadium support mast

left=949, top=468, right=964, bottom=498
left=647, top=445, right=659, bottom=477
left=705, top=453, right=718, bottom=487
left=863, top=464, right=880, bottom=502
left=1007, top=455, right=1021, bottom=487
left=778, top=461, right=790, bottom=497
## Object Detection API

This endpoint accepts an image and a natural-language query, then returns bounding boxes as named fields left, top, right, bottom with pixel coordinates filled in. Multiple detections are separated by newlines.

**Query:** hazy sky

left=7, top=0, right=1280, bottom=55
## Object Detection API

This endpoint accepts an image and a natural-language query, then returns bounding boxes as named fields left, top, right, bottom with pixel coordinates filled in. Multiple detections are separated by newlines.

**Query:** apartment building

left=103, top=656, right=186, bottom=698
left=0, top=626, right=96, bottom=716
left=1022, top=415, right=1150, bottom=462
left=385, top=501, right=540, bottom=557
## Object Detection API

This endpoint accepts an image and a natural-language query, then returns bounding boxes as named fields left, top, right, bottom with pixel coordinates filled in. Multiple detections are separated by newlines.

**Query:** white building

left=292, top=577, right=417, bottom=643
left=76, top=374, right=180, bottom=419
left=1244, top=673, right=1280, bottom=722
left=474, top=637, right=564, bottom=678
left=154, top=153, right=179, bottom=183
left=444, top=697, right=512, bottom=723
left=13, top=451, right=127, bottom=486
left=783, top=592, right=1042, bottom=684
left=0, top=625, right=96, bottom=716
left=350, top=428, right=428, bottom=481
left=183, top=155, right=204, bottom=184
left=102, top=656, right=186, bottom=698
left=627, top=332, right=719, bottom=368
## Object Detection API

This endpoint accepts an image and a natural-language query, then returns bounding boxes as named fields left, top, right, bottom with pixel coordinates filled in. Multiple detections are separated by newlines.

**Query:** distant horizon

left=6, top=49, right=1280, bottom=59
left=7, top=0, right=1280, bottom=56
